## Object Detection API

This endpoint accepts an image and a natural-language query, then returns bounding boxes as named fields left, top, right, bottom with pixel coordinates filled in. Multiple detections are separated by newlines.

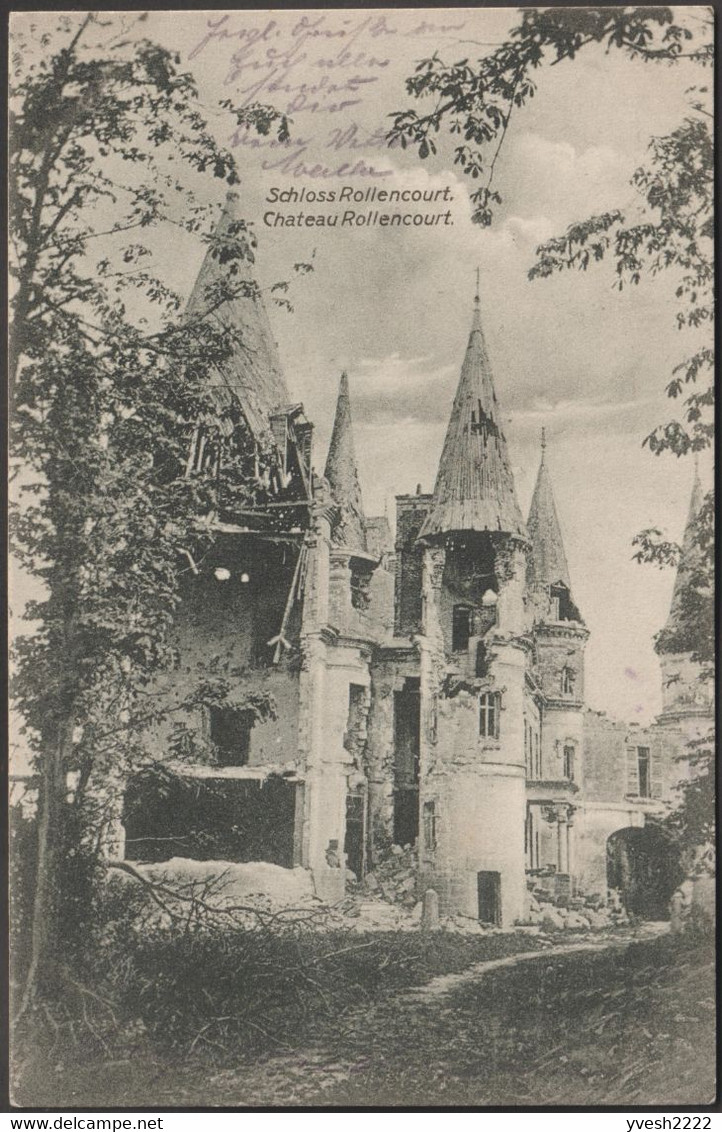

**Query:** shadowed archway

left=606, top=825, right=682, bottom=920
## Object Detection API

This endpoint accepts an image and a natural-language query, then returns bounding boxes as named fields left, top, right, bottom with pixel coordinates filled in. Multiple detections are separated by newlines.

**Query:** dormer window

left=561, top=667, right=575, bottom=696
left=452, top=605, right=472, bottom=653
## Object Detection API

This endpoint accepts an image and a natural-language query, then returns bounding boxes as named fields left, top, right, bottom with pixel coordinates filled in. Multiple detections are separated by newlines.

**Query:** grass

left=299, top=932, right=717, bottom=1108
left=13, top=929, right=715, bottom=1108
left=12, top=926, right=547, bottom=1106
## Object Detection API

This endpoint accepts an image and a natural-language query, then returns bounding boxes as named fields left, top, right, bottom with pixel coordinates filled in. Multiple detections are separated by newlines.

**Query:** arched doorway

left=606, top=825, right=682, bottom=920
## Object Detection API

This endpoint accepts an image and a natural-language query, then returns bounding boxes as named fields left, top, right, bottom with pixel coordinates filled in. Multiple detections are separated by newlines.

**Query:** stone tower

left=301, top=373, right=380, bottom=902
left=526, top=431, right=588, bottom=786
left=524, top=433, right=588, bottom=889
left=324, top=372, right=368, bottom=554
left=416, top=283, right=530, bottom=926
left=655, top=465, right=713, bottom=744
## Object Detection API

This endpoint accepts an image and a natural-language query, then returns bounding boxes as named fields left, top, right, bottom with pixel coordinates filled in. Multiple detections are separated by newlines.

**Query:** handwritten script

left=188, top=12, right=467, bottom=179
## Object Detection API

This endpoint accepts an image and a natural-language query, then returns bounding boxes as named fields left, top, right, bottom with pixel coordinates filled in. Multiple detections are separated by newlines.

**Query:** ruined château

left=121, top=195, right=713, bottom=923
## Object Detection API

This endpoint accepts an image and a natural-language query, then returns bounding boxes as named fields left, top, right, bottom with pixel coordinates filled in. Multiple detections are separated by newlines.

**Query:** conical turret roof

left=419, top=292, right=526, bottom=540
left=527, top=431, right=571, bottom=590
left=185, top=192, right=290, bottom=452
left=657, top=465, right=705, bottom=652
left=324, top=373, right=368, bottom=552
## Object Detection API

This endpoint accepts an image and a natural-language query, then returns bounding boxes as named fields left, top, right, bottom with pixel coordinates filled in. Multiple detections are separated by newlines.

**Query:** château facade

left=121, top=195, right=713, bottom=923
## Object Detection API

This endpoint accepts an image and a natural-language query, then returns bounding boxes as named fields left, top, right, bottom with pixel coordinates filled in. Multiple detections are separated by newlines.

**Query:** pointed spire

left=185, top=191, right=290, bottom=452
left=526, top=431, right=571, bottom=593
left=419, top=285, right=526, bottom=540
left=657, top=463, right=705, bottom=652
left=324, top=373, right=368, bottom=552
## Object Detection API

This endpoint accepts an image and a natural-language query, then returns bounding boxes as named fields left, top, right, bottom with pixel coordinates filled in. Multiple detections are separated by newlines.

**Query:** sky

left=11, top=7, right=714, bottom=724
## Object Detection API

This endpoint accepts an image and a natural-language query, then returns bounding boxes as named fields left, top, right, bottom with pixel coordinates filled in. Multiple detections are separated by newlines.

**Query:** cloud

left=351, top=353, right=457, bottom=423
left=503, top=132, right=632, bottom=227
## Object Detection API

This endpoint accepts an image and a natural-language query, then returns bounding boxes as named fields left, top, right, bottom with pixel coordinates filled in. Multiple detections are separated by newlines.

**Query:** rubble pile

left=523, top=882, right=629, bottom=931
left=361, top=843, right=419, bottom=908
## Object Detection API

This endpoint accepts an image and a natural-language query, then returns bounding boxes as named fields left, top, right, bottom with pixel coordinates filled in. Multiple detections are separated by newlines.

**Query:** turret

left=416, top=278, right=529, bottom=927
left=186, top=191, right=291, bottom=455
left=655, top=464, right=713, bottom=735
left=322, top=373, right=380, bottom=631
left=525, top=432, right=588, bottom=790
left=324, top=372, right=368, bottom=553
left=527, top=428, right=581, bottom=624
left=418, top=277, right=529, bottom=646
left=419, top=278, right=526, bottom=543
left=184, top=191, right=313, bottom=502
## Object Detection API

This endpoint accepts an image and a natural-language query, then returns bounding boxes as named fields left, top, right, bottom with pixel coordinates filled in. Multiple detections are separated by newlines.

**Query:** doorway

left=344, top=789, right=366, bottom=882
left=477, top=870, right=502, bottom=925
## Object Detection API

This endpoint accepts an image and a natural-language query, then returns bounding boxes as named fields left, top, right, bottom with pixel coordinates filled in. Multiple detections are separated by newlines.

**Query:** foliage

left=530, top=108, right=713, bottom=461
left=634, top=492, right=714, bottom=668
left=12, top=881, right=547, bottom=1090
left=9, top=11, right=294, bottom=997
left=14, top=927, right=714, bottom=1107
left=664, top=733, right=715, bottom=864
left=388, top=8, right=711, bottom=225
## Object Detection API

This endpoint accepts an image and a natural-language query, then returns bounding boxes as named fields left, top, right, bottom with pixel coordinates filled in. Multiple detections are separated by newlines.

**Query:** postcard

left=8, top=6, right=715, bottom=1110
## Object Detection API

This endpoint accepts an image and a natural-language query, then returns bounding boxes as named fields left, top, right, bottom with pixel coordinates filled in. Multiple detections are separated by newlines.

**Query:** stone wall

left=366, top=648, right=420, bottom=860
left=394, top=494, right=432, bottom=636
left=533, top=623, right=587, bottom=708
left=582, top=710, right=681, bottom=804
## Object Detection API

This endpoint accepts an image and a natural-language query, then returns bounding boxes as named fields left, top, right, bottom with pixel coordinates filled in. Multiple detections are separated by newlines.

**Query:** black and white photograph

left=8, top=5, right=716, bottom=1110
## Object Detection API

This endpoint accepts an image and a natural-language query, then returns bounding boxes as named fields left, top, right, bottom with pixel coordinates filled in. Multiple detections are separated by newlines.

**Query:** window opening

left=209, top=707, right=255, bottom=766
left=479, top=692, right=500, bottom=739
left=423, top=801, right=437, bottom=852
left=563, top=745, right=575, bottom=781
left=561, top=667, right=575, bottom=696
left=452, top=605, right=472, bottom=653
left=637, top=747, right=651, bottom=797
left=350, top=566, right=372, bottom=611
left=550, top=583, right=581, bottom=622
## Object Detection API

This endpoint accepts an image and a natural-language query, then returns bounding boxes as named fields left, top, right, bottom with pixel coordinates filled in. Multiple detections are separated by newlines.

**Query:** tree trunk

left=16, top=716, right=74, bottom=1017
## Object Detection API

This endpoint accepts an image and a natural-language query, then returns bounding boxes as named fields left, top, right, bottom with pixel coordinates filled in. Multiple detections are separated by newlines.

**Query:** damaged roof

left=185, top=192, right=291, bottom=453
left=324, top=372, right=368, bottom=552
left=656, top=465, right=705, bottom=653
left=526, top=433, right=571, bottom=591
left=419, top=294, right=527, bottom=541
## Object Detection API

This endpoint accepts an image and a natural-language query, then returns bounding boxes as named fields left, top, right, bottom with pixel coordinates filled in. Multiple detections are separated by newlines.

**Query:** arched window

left=479, top=692, right=501, bottom=739
left=561, top=667, right=575, bottom=696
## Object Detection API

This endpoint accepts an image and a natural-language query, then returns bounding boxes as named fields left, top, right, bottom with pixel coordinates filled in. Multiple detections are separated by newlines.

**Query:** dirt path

left=397, top=921, right=668, bottom=1004
left=202, top=922, right=672, bottom=1107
